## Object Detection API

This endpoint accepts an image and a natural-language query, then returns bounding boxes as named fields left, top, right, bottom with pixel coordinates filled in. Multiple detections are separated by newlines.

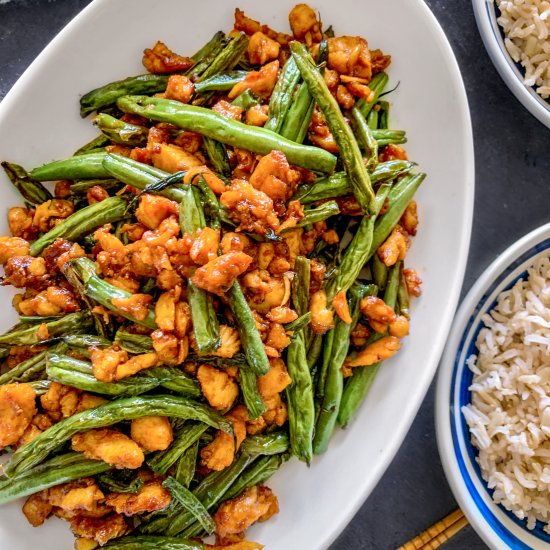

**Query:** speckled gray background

left=2, top=1, right=550, bottom=548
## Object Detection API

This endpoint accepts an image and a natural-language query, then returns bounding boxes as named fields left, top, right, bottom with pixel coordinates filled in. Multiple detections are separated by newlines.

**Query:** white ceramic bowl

left=472, top=0, right=550, bottom=128
left=436, top=223, right=550, bottom=550
left=0, top=1, right=474, bottom=548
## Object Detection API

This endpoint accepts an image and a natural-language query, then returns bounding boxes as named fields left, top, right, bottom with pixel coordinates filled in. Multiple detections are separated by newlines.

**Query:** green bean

left=223, top=453, right=286, bottom=501
left=148, top=423, right=208, bottom=475
left=45, top=354, right=163, bottom=396
left=94, top=113, right=148, bottom=147
left=379, top=100, right=390, bottom=129
left=80, top=74, right=170, bottom=117
left=74, top=134, right=111, bottom=155
left=294, top=161, right=415, bottom=204
left=163, top=477, right=216, bottom=535
left=326, top=215, right=375, bottom=301
left=117, top=96, right=337, bottom=173
left=337, top=265, right=401, bottom=427
left=231, top=88, right=261, bottom=110
left=0, top=348, right=54, bottom=385
left=313, top=286, right=376, bottom=454
left=196, top=32, right=248, bottom=82
left=1, top=162, right=53, bottom=204
left=368, top=173, right=425, bottom=257
left=70, top=178, right=121, bottom=194
left=265, top=56, right=301, bottom=133
left=367, top=108, right=379, bottom=130
left=373, top=182, right=392, bottom=217
left=0, top=452, right=111, bottom=505
left=29, top=379, right=51, bottom=395
left=202, top=137, right=231, bottom=177
left=307, top=332, right=323, bottom=370
left=187, top=31, right=227, bottom=75
left=239, top=432, right=289, bottom=456
left=64, top=257, right=157, bottom=328
left=292, top=256, right=310, bottom=317
left=6, top=394, right=232, bottom=476
left=285, top=312, right=311, bottom=333
left=397, top=265, right=410, bottom=318
left=0, top=311, right=93, bottom=346
left=102, top=153, right=186, bottom=202
left=194, top=70, right=248, bottom=94
left=174, top=442, right=199, bottom=488
left=290, top=42, right=374, bottom=213
left=227, top=282, right=270, bottom=376
left=103, top=537, right=203, bottom=550
left=148, top=368, right=201, bottom=397
left=179, top=184, right=221, bottom=353
left=60, top=334, right=111, bottom=352
left=289, top=200, right=340, bottom=230
left=280, top=82, right=315, bottom=143
left=238, top=366, right=267, bottom=420
left=30, top=196, right=127, bottom=256
left=114, top=330, right=154, bottom=354
left=355, top=72, right=389, bottom=119
left=95, top=471, right=143, bottom=495
left=17, top=315, right=63, bottom=324
left=372, top=253, right=388, bottom=291
left=29, top=152, right=109, bottom=181
left=286, top=329, right=314, bottom=464
left=144, top=453, right=253, bottom=536
left=351, top=106, right=377, bottom=169
left=195, top=175, right=223, bottom=229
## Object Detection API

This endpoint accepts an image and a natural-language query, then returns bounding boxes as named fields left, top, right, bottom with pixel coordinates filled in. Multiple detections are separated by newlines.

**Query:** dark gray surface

left=1, top=1, right=549, bottom=548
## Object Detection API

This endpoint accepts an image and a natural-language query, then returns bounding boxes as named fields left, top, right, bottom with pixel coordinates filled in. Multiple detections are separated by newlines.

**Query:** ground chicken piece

left=228, top=61, right=279, bottom=100
left=345, top=80, right=374, bottom=101
left=249, top=150, right=300, bottom=202
left=150, top=143, right=203, bottom=173
left=14, top=423, right=43, bottom=448
left=0, top=236, right=30, bottom=264
left=360, top=296, right=397, bottom=333
left=389, top=315, right=410, bottom=338
left=201, top=431, right=236, bottom=471
left=261, top=393, right=288, bottom=427
left=192, top=251, right=253, bottom=296
left=164, top=74, right=194, bottom=103
left=76, top=393, right=108, bottom=413
left=131, top=416, right=173, bottom=451
left=154, top=290, right=178, bottom=331
left=43, top=239, right=86, bottom=273
left=336, top=84, right=355, bottom=109
left=173, top=130, right=203, bottom=153
left=245, top=105, right=269, bottom=127
left=207, top=543, right=264, bottom=550
left=72, top=429, right=145, bottom=469
left=266, top=306, right=297, bottom=324
left=8, top=206, right=37, bottom=240
left=212, top=99, right=243, bottom=121
left=234, top=8, right=291, bottom=46
left=332, top=290, right=352, bottom=324
left=231, top=148, right=256, bottom=179
left=136, top=194, right=179, bottom=230
left=86, top=185, right=109, bottom=205
left=3, top=255, right=49, bottom=289
left=220, top=180, right=280, bottom=235
left=213, top=485, right=279, bottom=539
left=346, top=336, right=401, bottom=367
left=377, top=225, right=410, bottom=267
left=350, top=323, right=370, bottom=349
left=247, top=31, right=280, bottom=65
left=70, top=513, right=128, bottom=546
left=48, top=479, right=105, bottom=513
left=33, top=199, right=73, bottom=232
left=197, top=364, right=239, bottom=411
left=257, top=358, right=291, bottom=399
left=115, top=352, right=159, bottom=379
left=18, top=285, right=81, bottom=316
left=23, top=491, right=52, bottom=526
left=111, top=294, right=153, bottom=322
left=151, top=330, right=187, bottom=365
left=265, top=322, right=290, bottom=352
left=190, top=227, right=220, bottom=265
left=400, top=200, right=419, bottom=236
left=40, top=382, right=79, bottom=421
left=74, top=539, right=99, bottom=550
left=379, top=143, right=408, bottom=162
left=403, top=268, right=422, bottom=297
left=309, top=289, right=334, bottom=334
left=308, top=108, right=339, bottom=153
left=105, top=480, right=171, bottom=516
left=90, top=346, right=128, bottom=383
left=210, top=325, right=241, bottom=358
left=289, top=3, right=322, bottom=44
left=241, top=270, right=290, bottom=314
left=327, top=36, right=372, bottom=80
left=0, top=383, right=36, bottom=449
left=257, top=243, right=275, bottom=270
left=220, top=232, right=253, bottom=255
left=142, top=41, right=194, bottom=73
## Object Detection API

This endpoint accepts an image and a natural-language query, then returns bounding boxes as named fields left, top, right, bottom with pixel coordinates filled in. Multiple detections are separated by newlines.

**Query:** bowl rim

left=436, top=222, right=550, bottom=550
left=472, top=0, right=550, bottom=129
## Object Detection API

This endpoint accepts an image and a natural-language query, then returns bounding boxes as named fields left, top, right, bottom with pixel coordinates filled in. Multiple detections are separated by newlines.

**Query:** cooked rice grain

left=462, top=255, right=550, bottom=531
left=496, top=0, right=550, bottom=98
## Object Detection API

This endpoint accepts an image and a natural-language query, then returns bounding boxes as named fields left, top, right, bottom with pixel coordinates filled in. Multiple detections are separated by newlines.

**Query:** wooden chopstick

left=396, top=508, right=468, bottom=550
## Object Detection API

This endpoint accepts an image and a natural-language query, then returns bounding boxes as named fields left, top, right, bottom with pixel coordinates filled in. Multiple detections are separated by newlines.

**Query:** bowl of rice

left=436, top=223, right=550, bottom=549
left=473, top=0, right=550, bottom=128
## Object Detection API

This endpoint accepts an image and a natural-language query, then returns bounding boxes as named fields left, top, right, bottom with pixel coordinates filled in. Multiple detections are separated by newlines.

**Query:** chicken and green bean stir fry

left=0, top=4, right=424, bottom=548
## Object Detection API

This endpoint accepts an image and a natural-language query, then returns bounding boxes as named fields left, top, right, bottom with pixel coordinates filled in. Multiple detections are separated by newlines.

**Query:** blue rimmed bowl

left=436, top=223, right=550, bottom=550
left=472, top=0, right=550, bottom=128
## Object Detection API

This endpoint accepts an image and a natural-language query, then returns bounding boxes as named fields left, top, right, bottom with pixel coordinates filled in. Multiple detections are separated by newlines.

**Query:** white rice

left=495, top=0, right=550, bottom=99
left=462, top=255, right=550, bottom=532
